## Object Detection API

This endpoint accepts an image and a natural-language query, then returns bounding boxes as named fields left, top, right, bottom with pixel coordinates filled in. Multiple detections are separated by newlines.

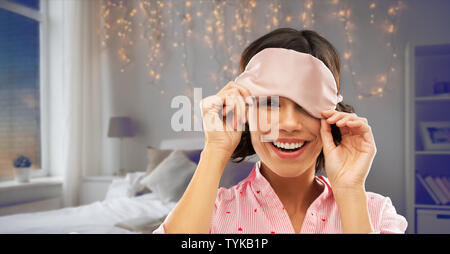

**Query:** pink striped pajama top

left=153, top=160, right=407, bottom=234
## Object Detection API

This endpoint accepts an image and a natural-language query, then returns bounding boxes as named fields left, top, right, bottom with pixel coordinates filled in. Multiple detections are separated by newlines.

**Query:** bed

left=0, top=137, right=256, bottom=234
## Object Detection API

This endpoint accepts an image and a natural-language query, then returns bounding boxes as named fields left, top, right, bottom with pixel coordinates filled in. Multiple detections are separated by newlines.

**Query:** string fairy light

left=139, top=0, right=169, bottom=94
left=100, top=0, right=406, bottom=101
left=100, top=0, right=134, bottom=73
left=179, top=0, right=195, bottom=97
left=212, top=0, right=256, bottom=89
left=333, top=0, right=405, bottom=99
left=369, top=0, right=376, bottom=24
left=265, top=0, right=282, bottom=31
left=300, top=0, right=315, bottom=28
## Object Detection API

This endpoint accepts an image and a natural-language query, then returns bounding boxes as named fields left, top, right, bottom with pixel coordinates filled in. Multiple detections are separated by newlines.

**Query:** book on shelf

left=443, top=177, right=450, bottom=192
left=416, top=174, right=441, bottom=205
left=425, top=176, right=449, bottom=204
left=436, top=177, right=450, bottom=202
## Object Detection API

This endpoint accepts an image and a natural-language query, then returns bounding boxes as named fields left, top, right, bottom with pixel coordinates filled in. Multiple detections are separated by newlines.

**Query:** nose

left=278, top=105, right=303, bottom=133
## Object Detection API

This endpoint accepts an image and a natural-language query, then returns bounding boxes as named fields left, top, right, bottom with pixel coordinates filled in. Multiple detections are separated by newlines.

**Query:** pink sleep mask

left=234, top=47, right=343, bottom=119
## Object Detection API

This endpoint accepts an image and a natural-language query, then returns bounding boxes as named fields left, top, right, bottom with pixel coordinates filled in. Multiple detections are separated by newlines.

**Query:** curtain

left=48, top=0, right=104, bottom=207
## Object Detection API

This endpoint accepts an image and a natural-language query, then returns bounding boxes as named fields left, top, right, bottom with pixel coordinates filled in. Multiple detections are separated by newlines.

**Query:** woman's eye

left=260, top=99, right=279, bottom=107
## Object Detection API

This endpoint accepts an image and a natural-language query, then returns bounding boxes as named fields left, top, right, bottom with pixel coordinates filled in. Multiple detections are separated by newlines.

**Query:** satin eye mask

left=234, top=47, right=343, bottom=119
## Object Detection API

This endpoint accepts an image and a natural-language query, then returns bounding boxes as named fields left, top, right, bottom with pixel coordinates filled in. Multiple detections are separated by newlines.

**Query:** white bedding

left=0, top=138, right=206, bottom=234
left=0, top=171, right=177, bottom=234
left=0, top=192, right=176, bottom=234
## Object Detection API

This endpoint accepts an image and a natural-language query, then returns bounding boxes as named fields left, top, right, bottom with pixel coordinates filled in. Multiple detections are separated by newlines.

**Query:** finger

left=336, top=116, right=353, bottom=127
left=339, top=125, right=351, bottom=136
left=218, top=81, right=238, bottom=93
left=247, top=97, right=258, bottom=131
left=345, top=120, right=370, bottom=134
left=230, top=81, right=252, bottom=99
left=321, top=109, right=335, bottom=117
left=200, top=95, right=223, bottom=116
left=223, top=95, right=246, bottom=131
left=223, top=96, right=236, bottom=131
left=224, top=88, right=249, bottom=119
left=219, top=87, right=254, bottom=118
left=220, top=82, right=252, bottom=101
left=345, top=120, right=375, bottom=144
left=320, top=118, right=336, bottom=154
left=326, top=112, right=347, bottom=124
left=339, top=121, right=375, bottom=150
left=222, top=94, right=240, bottom=116
left=200, top=96, right=225, bottom=132
left=235, top=95, right=246, bottom=131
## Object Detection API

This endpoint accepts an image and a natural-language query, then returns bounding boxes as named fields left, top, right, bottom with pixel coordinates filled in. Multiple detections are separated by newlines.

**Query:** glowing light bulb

left=344, top=52, right=351, bottom=60
left=388, top=7, right=396, bottom=15
left=378, top=75, right=387, bottom=83
left=305, top=2, right=312, bottom=9
left=387, top=24, right=395, bottom=33
left=272, top=17, right=278, bottom=25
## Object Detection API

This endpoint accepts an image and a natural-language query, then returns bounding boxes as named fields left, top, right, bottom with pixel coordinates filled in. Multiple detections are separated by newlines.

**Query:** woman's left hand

left=319, top=109, right=377, bottom=192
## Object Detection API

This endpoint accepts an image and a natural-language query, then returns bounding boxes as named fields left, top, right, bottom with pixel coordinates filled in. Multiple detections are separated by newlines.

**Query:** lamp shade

left=107, top=117, right=136, bottom=138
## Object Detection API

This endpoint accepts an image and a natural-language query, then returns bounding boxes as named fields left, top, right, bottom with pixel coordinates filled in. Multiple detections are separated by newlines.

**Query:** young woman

left=153, top=28, right=407, bottom=234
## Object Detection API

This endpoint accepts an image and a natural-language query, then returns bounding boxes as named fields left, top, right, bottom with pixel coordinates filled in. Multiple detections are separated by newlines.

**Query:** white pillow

left=139, top=150, right=197, bottom=204
left=105, top=172, right=147, bottom=200
left=146, top=147, right=173, bottom=174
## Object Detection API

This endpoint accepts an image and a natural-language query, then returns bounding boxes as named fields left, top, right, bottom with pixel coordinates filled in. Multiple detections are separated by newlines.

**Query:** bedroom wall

left=102, top=0, right=450, bottom=217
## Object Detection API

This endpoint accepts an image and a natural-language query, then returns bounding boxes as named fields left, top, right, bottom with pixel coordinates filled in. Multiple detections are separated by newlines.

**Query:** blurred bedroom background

left=0, top=0, right=449, bottom=234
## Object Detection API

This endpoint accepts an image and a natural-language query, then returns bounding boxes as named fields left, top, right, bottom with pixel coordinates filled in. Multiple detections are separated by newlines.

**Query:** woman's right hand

left=200, top=81, right=253, bottom=155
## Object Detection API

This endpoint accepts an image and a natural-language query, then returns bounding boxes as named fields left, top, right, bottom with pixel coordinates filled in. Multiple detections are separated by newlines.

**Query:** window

left=7, top=0, right=39, bottom=10
left=0, top=0, right=45, bottom=181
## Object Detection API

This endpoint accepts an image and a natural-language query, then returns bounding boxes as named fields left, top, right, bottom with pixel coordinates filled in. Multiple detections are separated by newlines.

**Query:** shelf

left=415, top=95, right=450, bottom=101
left=406, top=42, right=450, bottom=233
left=415, top=150, right=450, bottom=155
left=415, top=204, right=450, bottom=210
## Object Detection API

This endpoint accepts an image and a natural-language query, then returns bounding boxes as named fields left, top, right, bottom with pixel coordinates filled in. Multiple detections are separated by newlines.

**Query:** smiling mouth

left=270, top=141, right=309, bottom=152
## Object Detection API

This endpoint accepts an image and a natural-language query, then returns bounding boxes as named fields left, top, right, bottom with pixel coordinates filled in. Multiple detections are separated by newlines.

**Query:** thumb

left=320, top=118, right=336, bottom=155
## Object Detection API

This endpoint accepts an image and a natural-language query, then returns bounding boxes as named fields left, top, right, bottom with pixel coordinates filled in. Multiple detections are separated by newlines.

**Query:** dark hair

left=231, top=28, right=355, bottom=173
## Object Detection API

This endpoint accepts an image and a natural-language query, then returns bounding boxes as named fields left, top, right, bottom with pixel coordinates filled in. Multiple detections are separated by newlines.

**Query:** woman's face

left=249, top=96, right=323, bottom=177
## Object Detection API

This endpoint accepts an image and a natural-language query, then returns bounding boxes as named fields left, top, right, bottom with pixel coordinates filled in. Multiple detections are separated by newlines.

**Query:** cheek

left=250, top=131, right=269, bottom=156
left=304, top=119, right=323, bottom=149
left=306, top=117, right=321, bottom=134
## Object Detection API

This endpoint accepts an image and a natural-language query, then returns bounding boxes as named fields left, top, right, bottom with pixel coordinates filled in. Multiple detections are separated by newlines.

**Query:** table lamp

left=108, top=117, right=137, bottom=176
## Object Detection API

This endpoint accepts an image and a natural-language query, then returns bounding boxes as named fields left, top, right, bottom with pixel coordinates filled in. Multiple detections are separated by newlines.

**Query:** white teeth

left=273, top=141, right=305, bottom=150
